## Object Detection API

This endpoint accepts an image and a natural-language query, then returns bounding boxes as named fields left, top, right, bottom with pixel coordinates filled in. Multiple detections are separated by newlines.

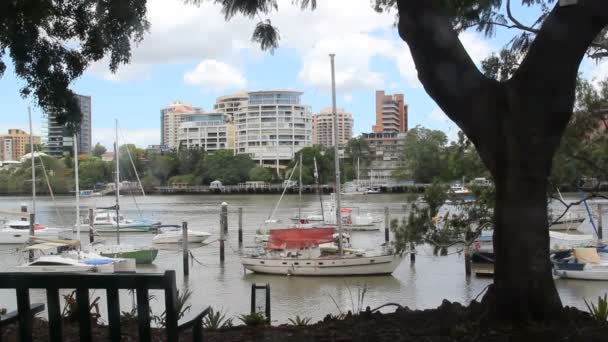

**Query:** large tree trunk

left=396, top=0, right=608, bottom=321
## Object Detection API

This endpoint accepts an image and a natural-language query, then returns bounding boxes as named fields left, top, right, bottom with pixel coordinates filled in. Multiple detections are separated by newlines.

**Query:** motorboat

left=152, top=227, right=211, bottom=244
left=553, top=248, right=608, bottom=280
left=87, top=210, right=160, bottom=233
left=0, top=220, right=72, bottom=245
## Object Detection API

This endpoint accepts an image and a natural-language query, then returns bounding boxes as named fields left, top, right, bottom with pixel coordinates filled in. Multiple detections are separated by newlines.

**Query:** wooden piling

left=384, top=206, right=390, bottom=243
left=464, top=244, right=471, bottom=277
left=410, top=243, right=416, bottom=264
left=220, top=202, right=227, bottom=263
left=238, top=207, right=243, bottom=248
left=182, top=221, right=189, bottom=276
left=88, top=209, right=94, bottom=243
left=29, top=213, right=35, bottom=261
left=21, top=204, right=28, bottom=221
left=598, top=204, right=604, bottom=241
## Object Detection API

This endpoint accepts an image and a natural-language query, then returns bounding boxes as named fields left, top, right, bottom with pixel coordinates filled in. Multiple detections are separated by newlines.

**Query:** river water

left=0, top=193, right=606, bottom=324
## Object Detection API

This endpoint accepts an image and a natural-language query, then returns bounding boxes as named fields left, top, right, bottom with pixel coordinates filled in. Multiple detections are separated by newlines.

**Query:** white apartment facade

left=178, top=113, right=235, bottom=152
left=214, top=92, right=248, bottom=120
left=160, top=101, right=206, bottom=149
left=312, top=107, right=353, bottom=147
left=234, top=90, right=312, bottom=174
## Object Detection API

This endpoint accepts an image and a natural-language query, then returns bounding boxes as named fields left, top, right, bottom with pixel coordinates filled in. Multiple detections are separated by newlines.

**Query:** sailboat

left=241, top=54, right=403, bottom=276
left=89, top=120, right=158, bottom=264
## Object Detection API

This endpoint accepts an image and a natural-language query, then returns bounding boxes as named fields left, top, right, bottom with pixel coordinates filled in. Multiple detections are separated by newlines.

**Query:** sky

left=0, top=0, right=607, bottom=149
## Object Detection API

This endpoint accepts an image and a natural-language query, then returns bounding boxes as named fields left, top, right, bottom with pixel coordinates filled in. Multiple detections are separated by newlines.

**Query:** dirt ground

left=1, top=300, right=607, bottom=341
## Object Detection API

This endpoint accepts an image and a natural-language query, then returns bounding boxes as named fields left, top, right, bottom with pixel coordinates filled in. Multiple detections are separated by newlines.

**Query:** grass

left=585, top=294, right=608, bottom=322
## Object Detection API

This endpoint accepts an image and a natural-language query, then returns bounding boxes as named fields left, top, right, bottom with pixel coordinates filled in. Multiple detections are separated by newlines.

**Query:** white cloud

left=93, top=127, right=159, bottom=149
left=343, top=94, right=353, bottom=103
left=430, top=107, right=449, bottom=123
left=184, top=60, right=246, bottom=91
left=89, top=60, right=151, bottom=82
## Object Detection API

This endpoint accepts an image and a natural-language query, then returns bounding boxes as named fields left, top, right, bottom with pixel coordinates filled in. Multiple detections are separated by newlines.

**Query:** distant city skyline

left=0, top=0, right=605, bottom=150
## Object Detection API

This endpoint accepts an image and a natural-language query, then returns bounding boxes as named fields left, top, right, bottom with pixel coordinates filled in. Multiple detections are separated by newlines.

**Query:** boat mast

left=115, top=119, right=120, bottom=245
left=329, top=54, right=343, bottom=256
left=28, top=107, right=36, bottom=217
left=298, top=152, right=302, bottom=224
left=74, top=133, right=81, bottom=244
left=357, top=157, right=360, bottom=189
left=314, top=156, right=324, bottom=222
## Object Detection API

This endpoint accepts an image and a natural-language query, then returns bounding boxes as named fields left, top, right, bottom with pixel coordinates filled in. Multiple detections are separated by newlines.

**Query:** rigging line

left=267, top=160, right=299, bottom=221
left=118, top=127, right=146, bottom=197
left=34, top=146, right=66, bottom=228
left=117, top=127, right=144, bottom=218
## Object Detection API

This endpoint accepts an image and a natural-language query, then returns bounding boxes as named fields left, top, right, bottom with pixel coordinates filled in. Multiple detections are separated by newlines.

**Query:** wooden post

left=598, top=204, right=604, bottom=241
left=182, top=221, right=189, bottom=276
left=29, top=213, right=35, bottom=262
left=238, top=207, right=243, bottom=248
left=220, top=202, right=227, bottom=263
left=250, top=283, right=256, bottom=314
left=88, top=208, right=94, bottom=243
left=384, top=206, right=390, bottom=243
left=223, top=202, right=229, bottom=234
left=464, top=244, right=471, bottom=277
left=410, top=243, right=416, bottom=264
left=21, top=204, right=28, bottom=221
left=265, top=283, right=271, bottom=323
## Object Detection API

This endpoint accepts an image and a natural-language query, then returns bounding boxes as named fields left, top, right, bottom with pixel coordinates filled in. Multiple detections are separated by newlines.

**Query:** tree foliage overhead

left=0, top=0, right=149, bottom=129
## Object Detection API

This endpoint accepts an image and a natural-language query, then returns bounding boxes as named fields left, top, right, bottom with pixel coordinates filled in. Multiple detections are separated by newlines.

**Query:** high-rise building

left=160, top=101, right=205, bottom=149
left=45, top=94, right=92, bottom=156
left=312, top=107, right=353, bottom=148
left=362, top=131, right=407, bottom=184
left=0, top=129, right=41, bottom=161
left=373, top=90, right=408, bottom=133
left=178, top=113, right=235, bottom=152
left=214, top=92, right=248, bottom=120
left=234, top=90, right=312, bottom=174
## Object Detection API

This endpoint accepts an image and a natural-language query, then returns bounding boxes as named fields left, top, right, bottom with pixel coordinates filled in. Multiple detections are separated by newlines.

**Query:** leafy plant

left=288, top=315, right=312, bottom=326
left=238, top=312, right=269, bottom=326
left=585, top=294, right=608, bottom=322
left=61, top=290, right=101, bottom=324
left=120, top=308, right=138, bottom=325
left=203, top=308, right=233, bottom=330
left=154, top=288, right=193, bottom=328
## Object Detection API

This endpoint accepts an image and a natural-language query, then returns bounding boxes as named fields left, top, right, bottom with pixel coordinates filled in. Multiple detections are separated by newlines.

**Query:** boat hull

left=0, top=228, right=71, bottom=245
left=152, top=232, right=211, bottom=244
left=555, top=269, right=608, bottom=280
left=241, top=254, right=403, bottom=276
left=13, top=264, right=115, bottom=273
left=549, top=218, right=585, bottom=231
left=92, top=245, right=158, bottom=264
left=90, top=224, right=154, bottom=233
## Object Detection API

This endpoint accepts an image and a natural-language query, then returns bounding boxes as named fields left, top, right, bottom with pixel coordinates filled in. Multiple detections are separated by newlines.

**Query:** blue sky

left=0, top=0, right=606, bottom=148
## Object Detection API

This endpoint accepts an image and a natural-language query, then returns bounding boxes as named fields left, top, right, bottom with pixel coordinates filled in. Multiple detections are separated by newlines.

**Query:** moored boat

left=90, top=244, right=158, bottom=264
left=152, top=227, right=211, bottom=244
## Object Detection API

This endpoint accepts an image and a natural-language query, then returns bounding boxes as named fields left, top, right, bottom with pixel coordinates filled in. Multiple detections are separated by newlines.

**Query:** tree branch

left=396, top=0, right=489, bottom=143
left=506, top=0, right=540, bottom=34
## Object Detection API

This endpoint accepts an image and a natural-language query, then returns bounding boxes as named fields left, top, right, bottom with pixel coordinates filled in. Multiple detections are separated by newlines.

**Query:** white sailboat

left=241, top=54, right=403, bottom=276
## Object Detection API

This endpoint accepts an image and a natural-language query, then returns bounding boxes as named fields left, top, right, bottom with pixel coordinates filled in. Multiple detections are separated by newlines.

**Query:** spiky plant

left=238, top=312, right=269, bottom=326
left=203, top=308, right=233, bottom=330
left=585, top=294, right=608, bottom=322
left=288, top=315, right=312, bottom=326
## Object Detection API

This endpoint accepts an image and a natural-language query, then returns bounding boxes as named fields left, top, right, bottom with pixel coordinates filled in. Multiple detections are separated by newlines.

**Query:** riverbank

left=2, top=301, right=607, bottom=341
